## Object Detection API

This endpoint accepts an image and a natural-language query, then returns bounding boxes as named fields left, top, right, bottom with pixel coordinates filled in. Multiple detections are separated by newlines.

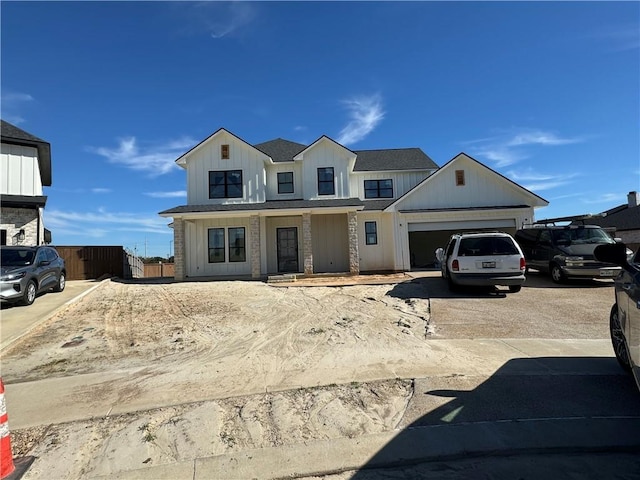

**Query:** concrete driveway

left=0, top=279, right=103, bottom=352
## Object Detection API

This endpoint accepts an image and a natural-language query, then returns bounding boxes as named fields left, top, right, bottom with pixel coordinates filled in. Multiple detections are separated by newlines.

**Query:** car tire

left=550, top=263, right=565, bottom=284
left=54, top=272, right=66, bottom=292
left=21, top=280, right=37, bottom=306
left=508, top=285, right=522, bottom=293
left=610, top=303, right=631, bottom=372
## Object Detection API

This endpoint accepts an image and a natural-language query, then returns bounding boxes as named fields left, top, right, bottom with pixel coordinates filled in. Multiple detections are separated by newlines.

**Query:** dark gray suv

left=514, top=225, right=624, bottom=283
left=0, top=246, right=66, bottom=306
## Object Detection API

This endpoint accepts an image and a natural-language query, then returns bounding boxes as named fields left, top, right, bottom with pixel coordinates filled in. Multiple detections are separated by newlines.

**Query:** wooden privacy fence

left=143, top=262, right=175, bottom=278
left=54, top=246, right=143, bottom=280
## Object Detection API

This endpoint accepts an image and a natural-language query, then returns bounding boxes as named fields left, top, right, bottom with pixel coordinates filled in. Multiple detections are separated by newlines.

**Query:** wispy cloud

left=91, top=188, right=111, bottom=194
left=507, top=168, right=580, bottom=192
left=89, top=136, right=196, bottom=176
left=594, top=25, right=640, bottom=52
left=1, top=91, right=35, bottom=125
left=144, top=191, right=187, bottom=198
left=583, top=193, right=627, bottom=205
left=336, top=94, right=385, bottom=146
left=467, top=128, right=583, bottom=167
left=45, top=209, right=172, bottom=237
left=294, top=125, right=307, bottom=132
left=177, top=2, right=258, bottom=39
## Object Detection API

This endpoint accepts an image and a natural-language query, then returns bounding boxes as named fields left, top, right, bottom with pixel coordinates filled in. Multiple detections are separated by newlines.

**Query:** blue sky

left=2, top=1, right=639, bottom=258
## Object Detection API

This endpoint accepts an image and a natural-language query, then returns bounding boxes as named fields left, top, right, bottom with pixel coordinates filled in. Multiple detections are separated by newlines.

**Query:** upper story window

left=317, top=167, right=335, bottom=196
left=455, top=170, right=465, bottom=186
left=221, top=144, right=230, bottom=160
left=277, top=172, right=294, bottom=194
left=209, top=170, right=243, bottom=198
left=364, top=179, right=393, bottom=199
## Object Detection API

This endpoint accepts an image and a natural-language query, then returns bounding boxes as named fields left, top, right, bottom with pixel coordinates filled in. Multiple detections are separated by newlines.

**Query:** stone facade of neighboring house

left=160, top=128, right=549, bottom=281
left=0, top=120, right=52, bottom=246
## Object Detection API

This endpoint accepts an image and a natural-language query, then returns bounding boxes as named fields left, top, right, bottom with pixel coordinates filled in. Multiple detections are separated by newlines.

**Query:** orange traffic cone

left=0, top=378, right=15, bottom=479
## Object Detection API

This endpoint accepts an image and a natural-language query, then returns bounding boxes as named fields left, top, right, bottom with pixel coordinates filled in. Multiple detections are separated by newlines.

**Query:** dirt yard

left=1, top=274, right=614, bottom=479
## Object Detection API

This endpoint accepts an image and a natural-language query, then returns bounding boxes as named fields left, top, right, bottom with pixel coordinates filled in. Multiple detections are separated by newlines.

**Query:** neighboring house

left=0, top=120, right=52, bottom=246
left=588, top=191, right=640, bottom=251
left=160, top=128, right=548, bottom=280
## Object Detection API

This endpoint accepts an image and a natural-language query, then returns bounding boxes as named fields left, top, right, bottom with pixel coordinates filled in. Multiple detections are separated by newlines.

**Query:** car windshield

left=458, top=237, right=518, bottom=256
left=1, top=248, right=36, bottom=266
left=552, top=228, right=615, bottom=245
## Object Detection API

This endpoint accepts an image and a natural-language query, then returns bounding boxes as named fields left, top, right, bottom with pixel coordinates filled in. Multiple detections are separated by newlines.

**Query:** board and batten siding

left=311, top=214, right=349, bottom=273
left=184, top=217, right=252, bottom=277
left=300, top=142, right=353, bottom=200
left=0, top=143, right=43, bottom=196
left=396, top=156, right=533, bottom=211
left=358, top=212, right=396, bottom=272
left=350, top=171, right=432, bottom=200
left=185, top=133, right=269, bottom=205
left=265, top=162, right=303, bottom=201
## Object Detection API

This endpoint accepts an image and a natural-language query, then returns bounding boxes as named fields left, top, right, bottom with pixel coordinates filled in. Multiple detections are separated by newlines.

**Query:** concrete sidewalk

left=95, top=417, right=640, bottom=479
left=1, top=279, right=105, bottom=352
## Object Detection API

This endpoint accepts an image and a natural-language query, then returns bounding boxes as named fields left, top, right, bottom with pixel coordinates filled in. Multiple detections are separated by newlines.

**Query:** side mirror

left=594, top=243, right=629, bottom=267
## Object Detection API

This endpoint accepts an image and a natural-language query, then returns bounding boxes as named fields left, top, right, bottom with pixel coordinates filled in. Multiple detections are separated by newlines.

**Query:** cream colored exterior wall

left=299, top=142, right=353, bottom=200
left=350, top=170, right=433, bottom=200
left=0, top=143, right=43, bottom=196
left=397, top=155, right=537, bottom=211
left=265, top=162, right=303, bottom=201
left=357, top=212, right=396, bottom=271
left=184, top=216, right=252, bottom=278
left=184, top=132, right=269, bottom=205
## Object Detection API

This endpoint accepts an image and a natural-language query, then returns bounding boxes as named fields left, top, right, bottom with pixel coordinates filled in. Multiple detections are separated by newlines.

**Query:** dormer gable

left=176, top=127, right=271, bottom=168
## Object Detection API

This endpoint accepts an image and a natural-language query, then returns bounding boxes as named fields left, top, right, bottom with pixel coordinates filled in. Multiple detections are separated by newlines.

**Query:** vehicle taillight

left=520, top=257, right=526, bottom=271
left=452, top=259, right=459, bottom=271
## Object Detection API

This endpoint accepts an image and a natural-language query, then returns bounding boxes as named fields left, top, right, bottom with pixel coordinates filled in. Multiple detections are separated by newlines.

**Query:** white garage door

left=408, top=219, right=516, bottom=232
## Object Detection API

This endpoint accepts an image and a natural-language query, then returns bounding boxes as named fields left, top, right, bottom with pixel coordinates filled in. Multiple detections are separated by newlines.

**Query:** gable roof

left=175, top=127, right=270, bottom=166
left=254, top=137, right=437, bottom=172
left=384, top=152, right=548, bottom=211
left=1, top=120, right=52, bottom=186
left=589, top=203, right=640, bottom=231
left=292, top=135, right=356, bottom=161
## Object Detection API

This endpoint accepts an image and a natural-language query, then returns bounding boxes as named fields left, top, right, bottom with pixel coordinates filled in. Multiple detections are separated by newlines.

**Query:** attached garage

left=408, top=219, right=517, bottom=268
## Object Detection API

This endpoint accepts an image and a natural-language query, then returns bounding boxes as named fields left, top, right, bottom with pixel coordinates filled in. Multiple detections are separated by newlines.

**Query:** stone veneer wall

left=1, top=207, right=40, bottom=245
left=303, top=213, right=313, bottom=275
left=173, top=218, right=185, bottom=281
left=348, top=211, right=360, bottom=275
left=250, top=215, right=261, bottom=278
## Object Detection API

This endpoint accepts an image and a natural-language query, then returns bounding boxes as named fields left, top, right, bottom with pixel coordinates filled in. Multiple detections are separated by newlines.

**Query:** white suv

left=436, top=232, right=526, bottom=293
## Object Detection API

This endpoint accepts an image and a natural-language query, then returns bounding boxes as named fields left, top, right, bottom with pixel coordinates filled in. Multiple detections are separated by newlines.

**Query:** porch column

left=173, top=218, right=185, bottom=281
left=302, top=212, right=313, bottom=275
left=250, top=215, right=261, bottom=279
left=348, top=211, right=360, bottom=275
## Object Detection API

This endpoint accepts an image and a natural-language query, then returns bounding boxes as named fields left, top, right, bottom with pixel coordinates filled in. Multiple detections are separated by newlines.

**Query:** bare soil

left=1, top=273, right=613, bottom=479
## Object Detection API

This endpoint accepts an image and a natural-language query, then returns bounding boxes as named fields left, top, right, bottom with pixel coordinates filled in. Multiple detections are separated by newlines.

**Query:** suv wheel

left=22, top=280, right=37, bottom=306
left=550, top=263, right=565, bottom=284
left=610, top=304, right=631, bottom=372
left=54, top=272, right=66, bottom=292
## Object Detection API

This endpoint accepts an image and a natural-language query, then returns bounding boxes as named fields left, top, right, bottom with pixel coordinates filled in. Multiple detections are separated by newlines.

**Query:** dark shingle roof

left=353, top=148, right=438, bottom=172
left=160, top=198, right=365, bottom=215
left=254, top=138, right=438, bottom=172
left=1, top=120, right=52, bottom=186
left=254, top=138, right=306, bottom=163
left=590, top=203, right=640, bottom=231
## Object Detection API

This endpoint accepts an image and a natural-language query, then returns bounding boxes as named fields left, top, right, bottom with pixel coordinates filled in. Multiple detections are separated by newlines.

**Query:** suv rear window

left=458, top=237, right=518, bottom=256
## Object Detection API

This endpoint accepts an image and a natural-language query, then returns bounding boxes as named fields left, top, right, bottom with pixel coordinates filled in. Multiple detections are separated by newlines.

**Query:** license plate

left=482, top=262, right=496, bottom=268
left=600, top=270, right=617, bottom=277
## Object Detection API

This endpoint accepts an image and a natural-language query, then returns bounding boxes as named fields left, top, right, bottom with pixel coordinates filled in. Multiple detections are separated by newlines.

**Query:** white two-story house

left=1, top=120, right=52, bottom=246
left=160, top=128, right=548, bottom=281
